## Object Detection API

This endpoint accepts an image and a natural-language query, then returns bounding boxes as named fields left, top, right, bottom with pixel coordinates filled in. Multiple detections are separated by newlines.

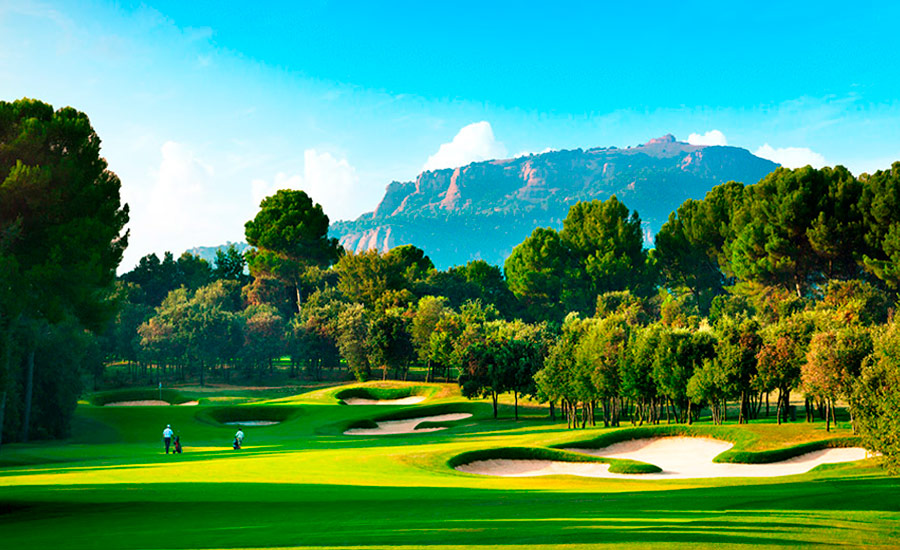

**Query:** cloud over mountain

left=688, top=130, right=728, bottom=146
left=423, top=121, right=507, bottom=171
left=754, top=144, right=826, bottom=168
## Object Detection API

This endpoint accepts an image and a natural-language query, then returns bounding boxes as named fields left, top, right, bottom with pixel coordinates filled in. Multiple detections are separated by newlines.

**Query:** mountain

left=329, top=135, right=779, bottom=269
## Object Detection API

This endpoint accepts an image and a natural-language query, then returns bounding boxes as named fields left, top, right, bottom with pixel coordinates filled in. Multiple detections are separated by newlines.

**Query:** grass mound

left=88, top=388, right=190, bottom=406
left=335, top=384, right=432, bottom=403
left=713, top=437, right=861, bottom=464
left=449, top=446, right=661, bottom=474
left=346, top=419, right=379, bottom=430
left=554, top=425, right=863, bottom=465
left=201, top=405, right=300, bottom=426
left=369, top=403, right=473, bottom=422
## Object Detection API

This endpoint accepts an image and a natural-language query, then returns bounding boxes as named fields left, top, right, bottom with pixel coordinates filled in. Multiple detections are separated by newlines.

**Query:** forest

left=1, top=98, right=899, bottom=471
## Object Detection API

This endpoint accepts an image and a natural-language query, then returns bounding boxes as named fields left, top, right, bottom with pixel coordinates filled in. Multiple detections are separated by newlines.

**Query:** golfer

left=235, top=428, right=244, bottom=446
left=163, top=424, right=173, bottom=454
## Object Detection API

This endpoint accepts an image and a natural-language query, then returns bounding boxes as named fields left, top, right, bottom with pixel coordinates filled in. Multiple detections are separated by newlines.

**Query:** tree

left=710, top=316, right=761, bottom=424
left=577, top=316, right=628, bottom=427
left=655, top=182, right=744, bottom=315
left=411, top=296, right=451, bottom=381
left=425, top=260, right=519, bottom=318
left=621, top=324, right=663, bottom=425
left=336, top=249, right=405, bottom=309
left=534, top=313, right=589, bottom=428
left=728, top=166, right=863, bottom=297
left=336, top=304, right=372, bottom=381
left=245, top=189, right=341, bottom=312
left=859, top=162, right=900, bottom=287
left=560, top=197, right=652, bottom=311
left=803, top=326, right=872, bottom=432
left=213, top=244, right=249, bottom=284
left=368, top=308, right=414, bottom=380
left=386, top=244, right=434, bottom=285
left=652, top=328, right=715, bottom=424
left=499, top=338, right=544, bottom=421
left=241, top=304, right=286, bottom=380
left=0, top=99, right=129, bottom=444
left=850, top=321, right=900, bottom=472
left=756, top=313, right=816, bottom=424
left=504, top=227, right=571, bottom=322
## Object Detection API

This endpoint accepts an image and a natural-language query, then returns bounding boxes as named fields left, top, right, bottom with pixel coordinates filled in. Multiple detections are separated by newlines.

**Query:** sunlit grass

left=0, top=381, right=897, bottom=549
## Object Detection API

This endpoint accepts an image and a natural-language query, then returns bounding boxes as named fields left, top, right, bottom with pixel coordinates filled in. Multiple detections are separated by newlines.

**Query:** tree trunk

left=21, top=348, right=34, bottom=442
left=514, top=391, right=518, bottom=421
left=549, top=400, right=555, bottom=421
left=776, top=389, right=783, bottom=426
left=491, top=391, right=498, bottom=419
left=825, top=400, right=831, bottom=432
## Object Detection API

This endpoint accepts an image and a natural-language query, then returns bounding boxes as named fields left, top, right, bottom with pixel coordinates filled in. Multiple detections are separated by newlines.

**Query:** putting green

left=1, top=381, right=898, bottom=549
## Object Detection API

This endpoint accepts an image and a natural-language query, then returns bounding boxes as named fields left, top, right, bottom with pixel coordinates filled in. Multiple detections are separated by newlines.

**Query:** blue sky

left=2, top=0, right=899, bottom=270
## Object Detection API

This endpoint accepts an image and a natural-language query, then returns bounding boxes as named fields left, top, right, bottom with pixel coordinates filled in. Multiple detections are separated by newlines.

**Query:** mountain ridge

left=329, top=135, right=779, bottom=269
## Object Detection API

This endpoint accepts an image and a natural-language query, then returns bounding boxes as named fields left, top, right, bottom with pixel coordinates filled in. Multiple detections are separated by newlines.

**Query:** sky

left=2, top=0, right=900, bottom=271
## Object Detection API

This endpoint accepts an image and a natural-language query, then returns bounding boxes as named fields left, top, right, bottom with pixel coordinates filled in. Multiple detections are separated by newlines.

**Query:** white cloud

left=423, top=121, right=507, bottom=171
left=122, top=141, right=236, bottom=265
left=754, top=144, right=826, bottom=168
left=251, top=149, right=359, bottom=221
left=687, top=129, right=728, bottom=146
left=514, top=147, right=556, bottom=158
left=147, top=141, right=213, bottom=234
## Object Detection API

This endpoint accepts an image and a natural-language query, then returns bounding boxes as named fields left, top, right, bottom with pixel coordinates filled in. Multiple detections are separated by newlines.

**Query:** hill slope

left=330, top=135, right=778, bottom=269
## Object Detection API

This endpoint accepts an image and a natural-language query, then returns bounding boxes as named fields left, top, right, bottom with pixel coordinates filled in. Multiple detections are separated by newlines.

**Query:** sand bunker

left=104, top=400, right=170, bottom=406
left=104, top=400, right=198, bottom=407
left=458, top=437, right=870, bottom=479
left=345, top=413, right=472, bottom=435
left=342, top=396, right=426, bottom=405
left=223, top=420, right=279, bottom=426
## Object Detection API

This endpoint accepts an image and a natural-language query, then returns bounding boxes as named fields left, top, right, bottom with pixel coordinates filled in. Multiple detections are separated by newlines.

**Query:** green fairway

left=1, top=382, right=898, bottom=549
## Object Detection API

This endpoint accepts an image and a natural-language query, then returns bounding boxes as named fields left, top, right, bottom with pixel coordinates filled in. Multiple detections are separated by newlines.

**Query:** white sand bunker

left=104, top=400, right=198, bottom=407
left=342, top=396, right=426, bottom=405
left=458, top=437, right=870, bottom=479
left=104, top=400, right=170, bottom=406
left=345, top=413, right=472, bottom=435
left=223, top=420, right=279, bottom=426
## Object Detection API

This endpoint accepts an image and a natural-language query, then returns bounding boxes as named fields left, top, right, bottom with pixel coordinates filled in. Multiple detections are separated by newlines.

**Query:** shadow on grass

left=2, top=477, right=898, bottom=549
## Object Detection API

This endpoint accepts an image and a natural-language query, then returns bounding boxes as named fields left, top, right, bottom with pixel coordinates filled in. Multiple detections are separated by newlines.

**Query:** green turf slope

left=0, top=381, right=897, bottom=549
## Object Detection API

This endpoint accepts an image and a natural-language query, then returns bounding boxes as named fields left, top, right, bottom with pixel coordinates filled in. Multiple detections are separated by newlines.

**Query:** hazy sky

left=2, top=0, right=899, bottom=271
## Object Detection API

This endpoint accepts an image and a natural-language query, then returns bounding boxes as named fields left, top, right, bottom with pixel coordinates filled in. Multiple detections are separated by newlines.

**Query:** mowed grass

left=0, top=381, right=898, bottom=549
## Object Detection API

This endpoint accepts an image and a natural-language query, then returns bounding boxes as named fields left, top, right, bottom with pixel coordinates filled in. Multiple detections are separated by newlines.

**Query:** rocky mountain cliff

left=332, top=135, right=779, bottom=269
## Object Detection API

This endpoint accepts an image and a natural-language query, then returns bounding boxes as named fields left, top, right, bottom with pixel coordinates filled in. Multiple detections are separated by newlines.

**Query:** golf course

left=1, top=380, right=898, bottom=549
